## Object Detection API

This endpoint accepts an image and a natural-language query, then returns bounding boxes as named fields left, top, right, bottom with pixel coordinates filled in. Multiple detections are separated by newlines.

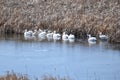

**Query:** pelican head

left=53, top=31, right=56, bottom=34
left=25, top=29, right=27, bottom=32
left=99, top=32, right=102, bottom=35
left=87, top=34, right=91, bottom=38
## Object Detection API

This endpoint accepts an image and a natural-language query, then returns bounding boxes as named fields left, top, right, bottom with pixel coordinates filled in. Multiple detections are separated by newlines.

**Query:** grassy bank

left=0, top=71, right=69, bottom=80
left=0, top=0, right=120, bottom=43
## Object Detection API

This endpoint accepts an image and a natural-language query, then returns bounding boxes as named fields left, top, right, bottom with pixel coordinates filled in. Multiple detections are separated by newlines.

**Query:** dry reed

left=0, top=0, right=120, bottom=43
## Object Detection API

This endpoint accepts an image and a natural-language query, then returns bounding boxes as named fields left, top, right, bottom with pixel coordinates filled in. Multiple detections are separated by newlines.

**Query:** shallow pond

left=0, top=34, right=120, bottom=80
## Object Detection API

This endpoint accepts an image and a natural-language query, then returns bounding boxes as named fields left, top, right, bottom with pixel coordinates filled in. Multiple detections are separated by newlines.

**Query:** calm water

left=0, top=34, right=120, bottom=80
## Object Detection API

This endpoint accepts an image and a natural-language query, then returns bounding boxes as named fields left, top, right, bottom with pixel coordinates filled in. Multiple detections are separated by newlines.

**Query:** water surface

left=0, top=34, right=120, bottom=80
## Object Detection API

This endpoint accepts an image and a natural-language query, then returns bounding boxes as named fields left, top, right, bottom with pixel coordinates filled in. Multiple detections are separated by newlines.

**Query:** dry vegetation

left=0, top=71, right=29, bottom=80
left=0, top=0, right=120, bottom=43
left=0, top=71, right=69, bottom=80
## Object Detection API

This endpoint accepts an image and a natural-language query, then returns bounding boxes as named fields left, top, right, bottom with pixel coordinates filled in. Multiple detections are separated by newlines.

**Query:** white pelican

left=99, top=32, right=108, bottom=40
left=46, top=30, right=53, bottom=39
left=62, top=32, right=68, bottom=41
left=38, top=29, right=46, bottom=38
left=87, top=34, right=97, bottom=43
left=24, top=29, right=33, bottom=37
left=53, top=31, right=61, bottom=40
left=68, top=34, right=75, bottom=39
left=68, top=34, right=75, bottom=42
left=24, top=29, right=33, bottom=40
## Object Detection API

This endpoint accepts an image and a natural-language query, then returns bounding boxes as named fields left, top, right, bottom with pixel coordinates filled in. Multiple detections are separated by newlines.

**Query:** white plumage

left=68, top=34, right=75, bottom=39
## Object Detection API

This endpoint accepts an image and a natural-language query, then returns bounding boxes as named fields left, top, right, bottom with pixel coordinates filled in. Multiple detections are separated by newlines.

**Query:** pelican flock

left=24, top=29, right=108, bottom=44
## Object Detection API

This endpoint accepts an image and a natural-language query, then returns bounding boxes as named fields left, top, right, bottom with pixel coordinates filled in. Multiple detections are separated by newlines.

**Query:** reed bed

left=0, top=0, right=120, bottom=43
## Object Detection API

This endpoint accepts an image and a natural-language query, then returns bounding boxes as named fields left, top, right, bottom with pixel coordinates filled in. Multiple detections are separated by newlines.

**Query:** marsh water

left=0, top=33, right=120, bottom=80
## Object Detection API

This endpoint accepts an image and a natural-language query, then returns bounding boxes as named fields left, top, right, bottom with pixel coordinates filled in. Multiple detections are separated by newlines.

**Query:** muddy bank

left=0, top=0, right=120, bottom=43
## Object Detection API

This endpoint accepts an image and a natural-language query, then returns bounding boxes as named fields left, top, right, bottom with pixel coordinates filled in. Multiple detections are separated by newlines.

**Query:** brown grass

left=0, top=71, right=29, bottom=80
left=0, top=71, right=69, bottom=80
left=0, top=0, right=120, bottom=43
